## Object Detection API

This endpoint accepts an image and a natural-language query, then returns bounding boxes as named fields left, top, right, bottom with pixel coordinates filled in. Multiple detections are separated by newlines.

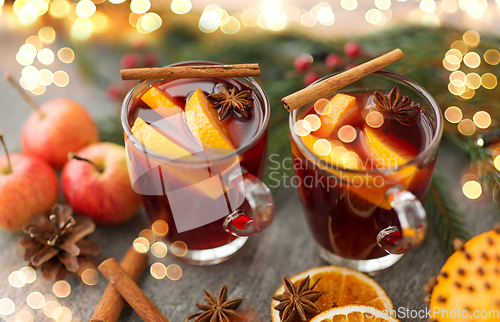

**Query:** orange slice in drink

left=131, top=117, right=227, bottom=200
left=185, top=88, right=235, bottom=151
left=141, top=87, right=183, bottom=118
left=270, top=266, right=393, bottom=322
left=314, top=93, right=358, bottom=138
left=310, top=305, right=399, bottom=322
left=301, top=134, right=363, bottom=171
left=361, top=126, right=410, bottom=168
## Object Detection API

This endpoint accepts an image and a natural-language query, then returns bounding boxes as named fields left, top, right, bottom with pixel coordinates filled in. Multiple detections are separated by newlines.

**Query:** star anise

left=373, top=85, right=420, bottom=126
left=19, top=204, right=102, bottom=280
left=186, top=284, right=244, bottom=322
left=207, top=84, right=253, bottom=121
left=272, top=276, right=324, bottom=322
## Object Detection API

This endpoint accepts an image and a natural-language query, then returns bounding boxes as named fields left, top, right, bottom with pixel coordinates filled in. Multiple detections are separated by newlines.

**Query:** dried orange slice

left=185, top=88, right=235, bottom=151
left=314, top=93, right=358, bottom=138
left=271, top=266, right=393, bottom=322
left=141, top=87, right=183, bottom=118
left=310, top=305, right=399, bottom=322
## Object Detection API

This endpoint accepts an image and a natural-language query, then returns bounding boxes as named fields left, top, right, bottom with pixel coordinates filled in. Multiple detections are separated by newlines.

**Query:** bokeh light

left=150, top=242, right=168, bottom=258
left=37, top=69, right=53, bottom=86
left=27, top=292, right=45, bottom=309
left=109, top=0, right=126, bottom=4
left=462, top=181, right=482, bottom=199
left=444, top=106, right=462, bottom=123
left=37, top=48, right=55, bottom=65
left=150, top=262, right=166, bottom=279
left=137, top=12, right=162, bottom=33
left=9, top=271, right=27, bottom=288
left=473, top=111, right=491, bottom=129
left=43, top=301, right=61, bottom=318
left=365, top=111, right=384, bottom=128
left=316, top=6, right=335, bottom=26
left=52, top=280, right=71, bottom=298
left=494, top=155, right=500, bottom=172
left=457, top=118, right=475, bottom=136
left=341, top=0, right=358, bottom=10
left=0, top=298, right=15, bottom=315
left=20, top=266, right=37, bottom=283
left=139, top=229, right=156, bottom=244
left=171, top=0, right=192, bottom=14
left=304, top=114, right=321, bottom=131
left=294, top=120, right=312, bottom=137
left=90, top=11, right=108, bottom=33
left=449, top=71, right=466, bottom=86
left=76, top=0, right=95, bottom=18
left=365, top=9, right=386, bottom=26
left=338, top=125, right=357, bottom=143
left=313, top=139, right=332, bottom=156
left=16, top=51, right=34, bottom=66
left=481, top=73, right=497, bottom=89
left=171, top=241, right=188, bottom=257
left=20, top=75, right=37, bottom=90
left=166, top=264, right=182, bottom=281
left=463, top=52, right=480, bottom=68
left=53, top=71, right=70, bottom=87
left=15, top=310, right=34, bottom=322
left=39, top=26, right=56, bottom=44
left=25, top=35, right=43, bottom=51
left=199, top=10, right=221, bottom=32
left=49, top=0, right=70, bottom=18
left=460, top=87, right=475, bottom=99
left=221, top=16, right=241, bottom=34
left=442, top=57, right=460, bottom=71
left=462, top=30, right=480, bottom=47
left=58, top=47, right=75, bottom=63
left=300, top=11, right=317, bottom=27
left=130, top=0, right=150, bottom=14
left=445, top=49, right=462, bottom=64
left=71, top=17, right=93, bottom=40
left=450, top=40, right=468, bottom=55
left=152, top=220, right=169, bottom=236
left=81, top=269, right=99, bottom=285
left=53, top=306, right=72, bottom=322
left=241, top=9, right=259, bottom=27
left=484, top=49, right=500, bottom=65
left=31, top=83, right=46, bottom=95
left=314, top=98, right=331, bottom=115
left=133, top=237, right=150, bottom=253
left=420, top=0, right=436, bottom=13
left=465, top=72, right=481, bottom=89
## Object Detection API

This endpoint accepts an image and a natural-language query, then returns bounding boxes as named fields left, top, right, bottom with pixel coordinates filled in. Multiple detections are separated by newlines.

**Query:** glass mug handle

left=223, top=168, right=274, bottom=237
left=377, top=185, right=427, bottom=255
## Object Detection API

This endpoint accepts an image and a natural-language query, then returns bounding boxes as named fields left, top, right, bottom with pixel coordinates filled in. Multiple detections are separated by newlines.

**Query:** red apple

left=61, top=142, right=141, bottom=225
left=0, top=134, right=58, bottom=231
left=21, top=98, right=100, bottom=169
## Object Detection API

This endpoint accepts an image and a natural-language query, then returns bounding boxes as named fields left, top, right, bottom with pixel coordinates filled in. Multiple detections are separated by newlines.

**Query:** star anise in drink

left=272, top=276, right=324, bottom=322
left=207, top=84, right=253, bottom=121
left=373, top=85, right=420, bottom=126
left=186, top=284, right=244, bottom=322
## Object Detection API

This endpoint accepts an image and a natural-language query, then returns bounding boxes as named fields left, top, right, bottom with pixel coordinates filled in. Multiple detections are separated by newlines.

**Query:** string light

left=463, top=52, right=480, bottom=68
left=462, top=180, right=482, bottom=199
left=473, top=111, right=491, bottom=129
left=444, top=106, right=462, bottom=123
left=199, top=10, right=221, bottom=33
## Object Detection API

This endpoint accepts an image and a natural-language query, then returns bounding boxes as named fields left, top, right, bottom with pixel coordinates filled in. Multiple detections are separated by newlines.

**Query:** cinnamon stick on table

left=91, top=247, right=148, bottom=322
left=120, top=63, right=261, bottom=80
left=281, top=49, right=404, bottom=112
left=98, top=258, right=170, bottom=322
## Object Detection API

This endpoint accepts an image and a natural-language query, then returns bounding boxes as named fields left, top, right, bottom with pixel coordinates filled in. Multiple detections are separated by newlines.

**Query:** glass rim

left=121, top=60, right=271, bottom=166
left=289, top=70, right=444, bottom=175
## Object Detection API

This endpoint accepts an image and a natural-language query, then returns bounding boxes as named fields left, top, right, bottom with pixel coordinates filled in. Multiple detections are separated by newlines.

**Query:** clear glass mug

left=121, top=61, right=274, bottom=265
left=289, top=71, right=443, bottom=273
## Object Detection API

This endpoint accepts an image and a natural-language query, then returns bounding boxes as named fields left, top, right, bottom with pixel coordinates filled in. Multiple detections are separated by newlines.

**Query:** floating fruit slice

left=314, top=93, right=358, bottom=138
left=271, top=266, right=393, bottom=322
left=301, top=134, right=362, bottom=170
left=185, top=88, right=235, bottom=151
left=131, top=117, right=229, bottom=200
left=310, top=305, right=399, bottom=322
left=361, top=126, right=412, bottom=168
left=141, top=87, right=183, bottom=118
left=429, top=226, right=500, bottom=322
left=131, top=117, right=191, bottom=159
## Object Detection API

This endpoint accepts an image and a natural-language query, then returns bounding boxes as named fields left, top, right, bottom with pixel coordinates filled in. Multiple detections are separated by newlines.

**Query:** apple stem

left=0, top=133, right=13, bottom=174
left=68, top=152, right=104, bottom=173
left=5, top=74, right=45, bottom=118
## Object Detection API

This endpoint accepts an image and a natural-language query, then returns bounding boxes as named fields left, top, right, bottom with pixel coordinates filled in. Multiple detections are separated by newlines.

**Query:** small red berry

left=345, top=64, right=356, bottom=70
left=294, top=54, right=312, bottom=72
left=144, top=52, right=159, bottom=67
left=344, top=42, right=362, bottom=59
left=120, top=52, right=140, bottom=69
left=304, top=71, right=320, bottom=86
left=106, top=84, right=120, bottom=99
left=325, top=53, right=343, bottom=68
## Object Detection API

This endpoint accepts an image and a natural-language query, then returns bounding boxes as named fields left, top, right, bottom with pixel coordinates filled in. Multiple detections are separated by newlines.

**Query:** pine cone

left=19, top=204, right=102, bottom=280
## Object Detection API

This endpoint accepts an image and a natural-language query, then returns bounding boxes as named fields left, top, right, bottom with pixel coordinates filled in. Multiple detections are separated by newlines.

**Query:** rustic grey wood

left=0, top=29, right=496, bottom=322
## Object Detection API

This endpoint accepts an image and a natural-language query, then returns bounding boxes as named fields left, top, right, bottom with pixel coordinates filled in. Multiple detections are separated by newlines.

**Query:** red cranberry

left=325, top=53, right=343, bottom=68
left=294, top=54, right=312, bottom=72
left=304, top=71, right=320, bottom=86
left=120, top=52, right=140, bottom=69
left=344, top=42, right=362, bottom=59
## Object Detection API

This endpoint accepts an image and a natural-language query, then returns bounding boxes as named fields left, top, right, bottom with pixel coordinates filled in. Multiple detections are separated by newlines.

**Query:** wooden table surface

left=0, top=25, right=497, bottom=322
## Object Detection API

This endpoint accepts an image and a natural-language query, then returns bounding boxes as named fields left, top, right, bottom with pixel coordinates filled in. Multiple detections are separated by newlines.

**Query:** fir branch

left=425, top=172, right=471, bottom=253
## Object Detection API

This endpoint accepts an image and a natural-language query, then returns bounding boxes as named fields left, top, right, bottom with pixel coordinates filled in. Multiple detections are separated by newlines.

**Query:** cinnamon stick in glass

left=98, top=257, right=169, bottom=322
left=120, top=63, right=261, bottom=80
left=282, top=49, right=404, bottom=112
left=91, top=248, right=148, bottom=322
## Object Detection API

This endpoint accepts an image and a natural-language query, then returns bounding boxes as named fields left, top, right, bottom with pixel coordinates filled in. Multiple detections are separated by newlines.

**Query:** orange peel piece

left=314, top=93, right=358, bottom=138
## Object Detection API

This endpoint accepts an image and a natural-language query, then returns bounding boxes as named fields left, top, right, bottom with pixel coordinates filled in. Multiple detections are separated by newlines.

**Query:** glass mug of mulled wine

left=289, top=71, right=443, bottom=273
left=121, top=61, right=274, bottom=265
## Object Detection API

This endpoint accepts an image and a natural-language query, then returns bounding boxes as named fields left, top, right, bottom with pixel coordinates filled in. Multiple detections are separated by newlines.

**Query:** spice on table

left=19, top=203, right=102, bottom=280
left=272, top=276, right=324, bottom=322
left=185, top=284, right=244, bottom=322
left=91, top=246, right=148, bottom=322
left=98, top=258, right=169, bottom=322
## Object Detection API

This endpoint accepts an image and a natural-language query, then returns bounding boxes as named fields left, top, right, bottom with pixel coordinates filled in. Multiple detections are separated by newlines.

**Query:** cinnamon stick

left=98, top=258, right=169, bottom=322
left=120, top=63, right=261, bottom=80
left=91, top=248, right=149, bottom=322
left=281, top=49, right=404, bottom=112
